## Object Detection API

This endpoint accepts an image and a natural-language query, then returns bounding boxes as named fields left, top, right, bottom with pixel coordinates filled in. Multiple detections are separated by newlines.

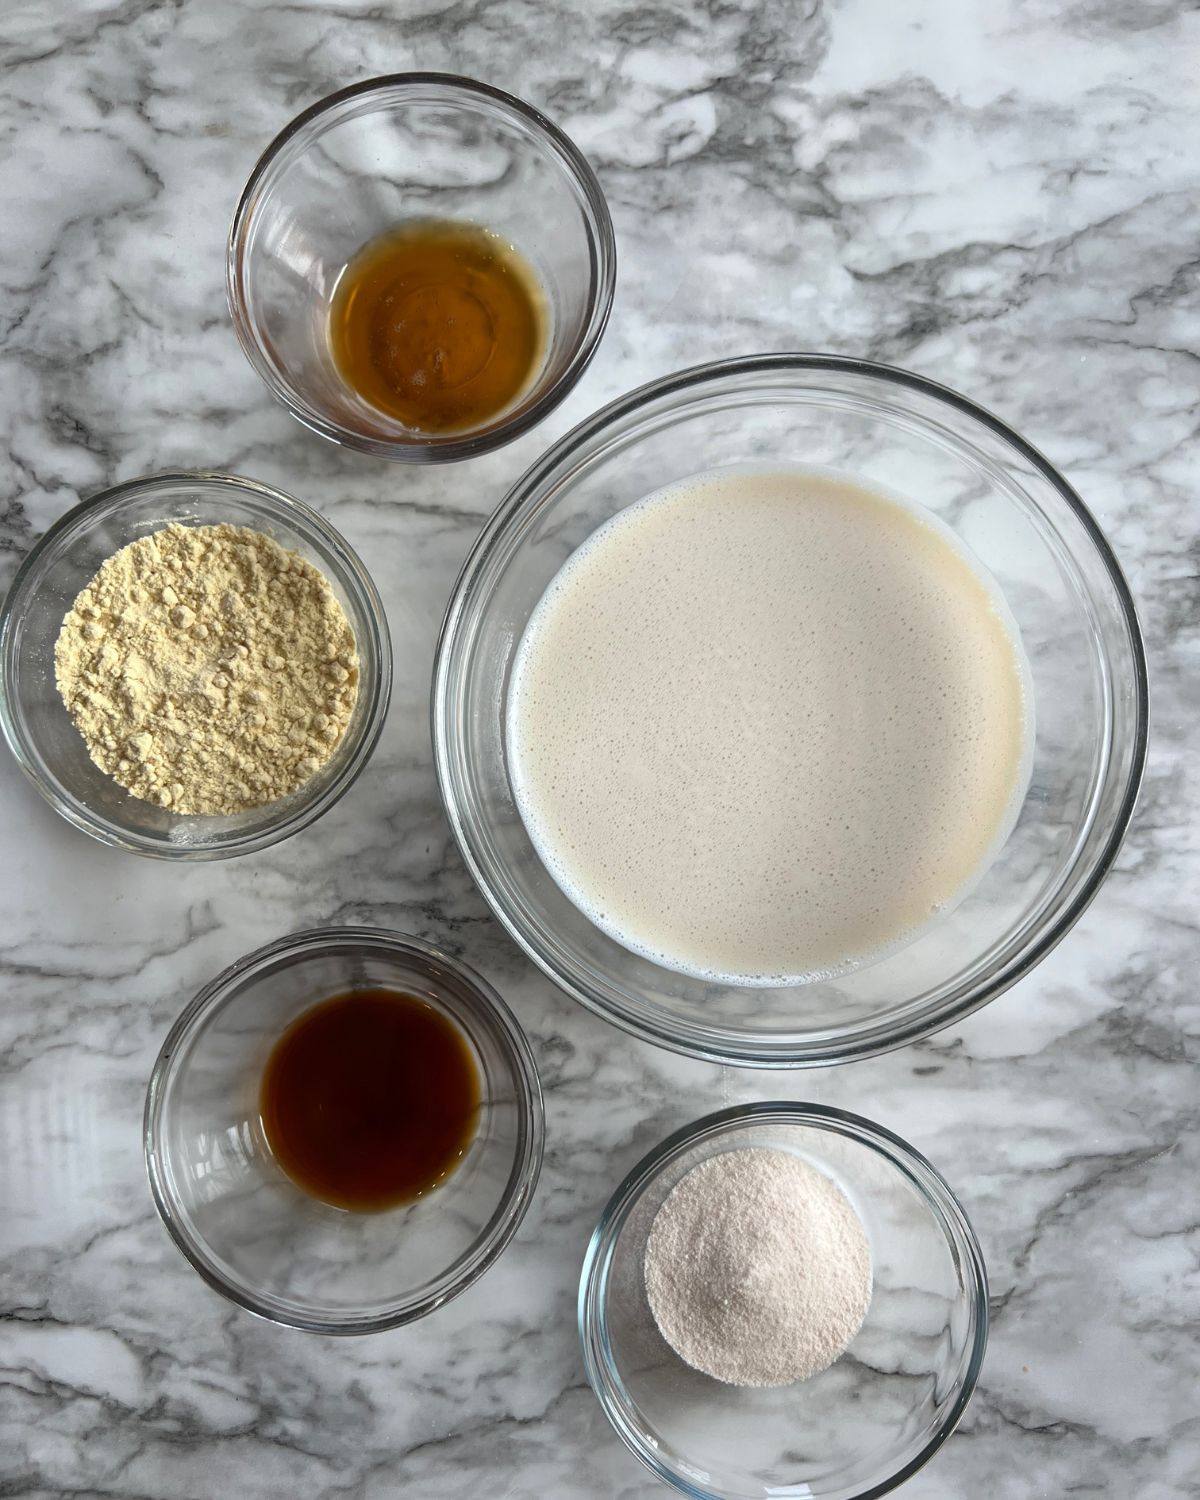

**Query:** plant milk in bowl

left=506, top=466, right=1033, bottom=985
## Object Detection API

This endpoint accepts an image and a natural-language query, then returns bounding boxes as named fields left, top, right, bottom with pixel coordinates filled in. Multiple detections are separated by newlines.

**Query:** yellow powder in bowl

left=54, top=522, right=359, bottom=815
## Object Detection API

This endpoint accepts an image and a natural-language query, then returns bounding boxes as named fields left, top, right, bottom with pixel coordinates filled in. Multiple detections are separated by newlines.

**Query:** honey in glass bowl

left=329, top=219, right=548, bottom=433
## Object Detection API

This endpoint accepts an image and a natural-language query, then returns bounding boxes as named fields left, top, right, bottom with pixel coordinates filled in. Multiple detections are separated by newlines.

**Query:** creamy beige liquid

left=507, top=467, right=1033, bottom=984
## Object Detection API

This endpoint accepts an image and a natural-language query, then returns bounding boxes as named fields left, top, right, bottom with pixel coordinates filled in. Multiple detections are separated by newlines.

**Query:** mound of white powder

left=643, top=1147, right=872, bottom=1387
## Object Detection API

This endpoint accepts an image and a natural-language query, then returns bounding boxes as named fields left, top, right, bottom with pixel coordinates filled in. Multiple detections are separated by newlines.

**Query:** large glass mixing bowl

left=433, top=356, right=1147, bottom=1066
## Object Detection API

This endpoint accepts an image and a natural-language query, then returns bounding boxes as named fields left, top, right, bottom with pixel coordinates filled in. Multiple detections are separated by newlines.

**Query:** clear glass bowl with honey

left=227, top=74, right=616, bottom=462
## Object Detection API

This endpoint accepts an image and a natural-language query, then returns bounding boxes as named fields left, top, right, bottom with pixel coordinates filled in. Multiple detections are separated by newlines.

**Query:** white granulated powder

left=643, top=1147, right=872, bottom=1388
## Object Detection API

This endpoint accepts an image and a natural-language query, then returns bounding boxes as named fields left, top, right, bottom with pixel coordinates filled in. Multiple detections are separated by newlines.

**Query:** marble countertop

left=1, top=1, right=1197, bottom=1496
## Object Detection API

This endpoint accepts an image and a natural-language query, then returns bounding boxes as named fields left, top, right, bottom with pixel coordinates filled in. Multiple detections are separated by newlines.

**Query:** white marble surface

left=0, top=1, right=1196, bottom=1496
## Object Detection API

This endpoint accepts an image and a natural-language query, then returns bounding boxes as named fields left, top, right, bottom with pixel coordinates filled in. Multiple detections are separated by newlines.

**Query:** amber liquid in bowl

left=329, top=220, right=548, bottom=434
left=259, top=989, right=481, bottom=1212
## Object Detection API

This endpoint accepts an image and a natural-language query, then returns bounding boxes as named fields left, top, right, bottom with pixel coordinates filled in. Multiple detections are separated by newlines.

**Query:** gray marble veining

left=0, top=1, right=1196, bottom=1496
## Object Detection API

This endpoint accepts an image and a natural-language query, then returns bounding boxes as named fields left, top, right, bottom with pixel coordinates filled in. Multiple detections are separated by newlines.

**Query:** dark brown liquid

left=259, top=989, right=480, bottom=1212
left=328, top=219, right=547, bottom=434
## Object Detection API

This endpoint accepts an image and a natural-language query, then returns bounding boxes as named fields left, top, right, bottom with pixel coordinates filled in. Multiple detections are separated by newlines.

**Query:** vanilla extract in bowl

left=259, top=988, right=481, bottom=1213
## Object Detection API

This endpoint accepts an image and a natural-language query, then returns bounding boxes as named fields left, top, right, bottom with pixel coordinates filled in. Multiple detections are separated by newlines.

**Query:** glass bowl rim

left=143, top=924, right=546, bottom=1334
left=226, top=70, right=618, bottom=464
left=432, top=351, right=1150, bottom=1066
left=0, top=468, right=393, bottom=860
left=577, top=1100, right=990, bottom=1500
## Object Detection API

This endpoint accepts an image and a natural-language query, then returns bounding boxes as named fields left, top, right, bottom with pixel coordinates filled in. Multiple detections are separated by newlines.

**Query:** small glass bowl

left=0, top=471, right=391, bottom=859
left=579, top=1104, right=988, bottom=1500
left=433, top=354, right=1149, bottom=1066
left=144, top=927, right=545, bottom=1333
left=228, top=73, right=617, bottom=462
